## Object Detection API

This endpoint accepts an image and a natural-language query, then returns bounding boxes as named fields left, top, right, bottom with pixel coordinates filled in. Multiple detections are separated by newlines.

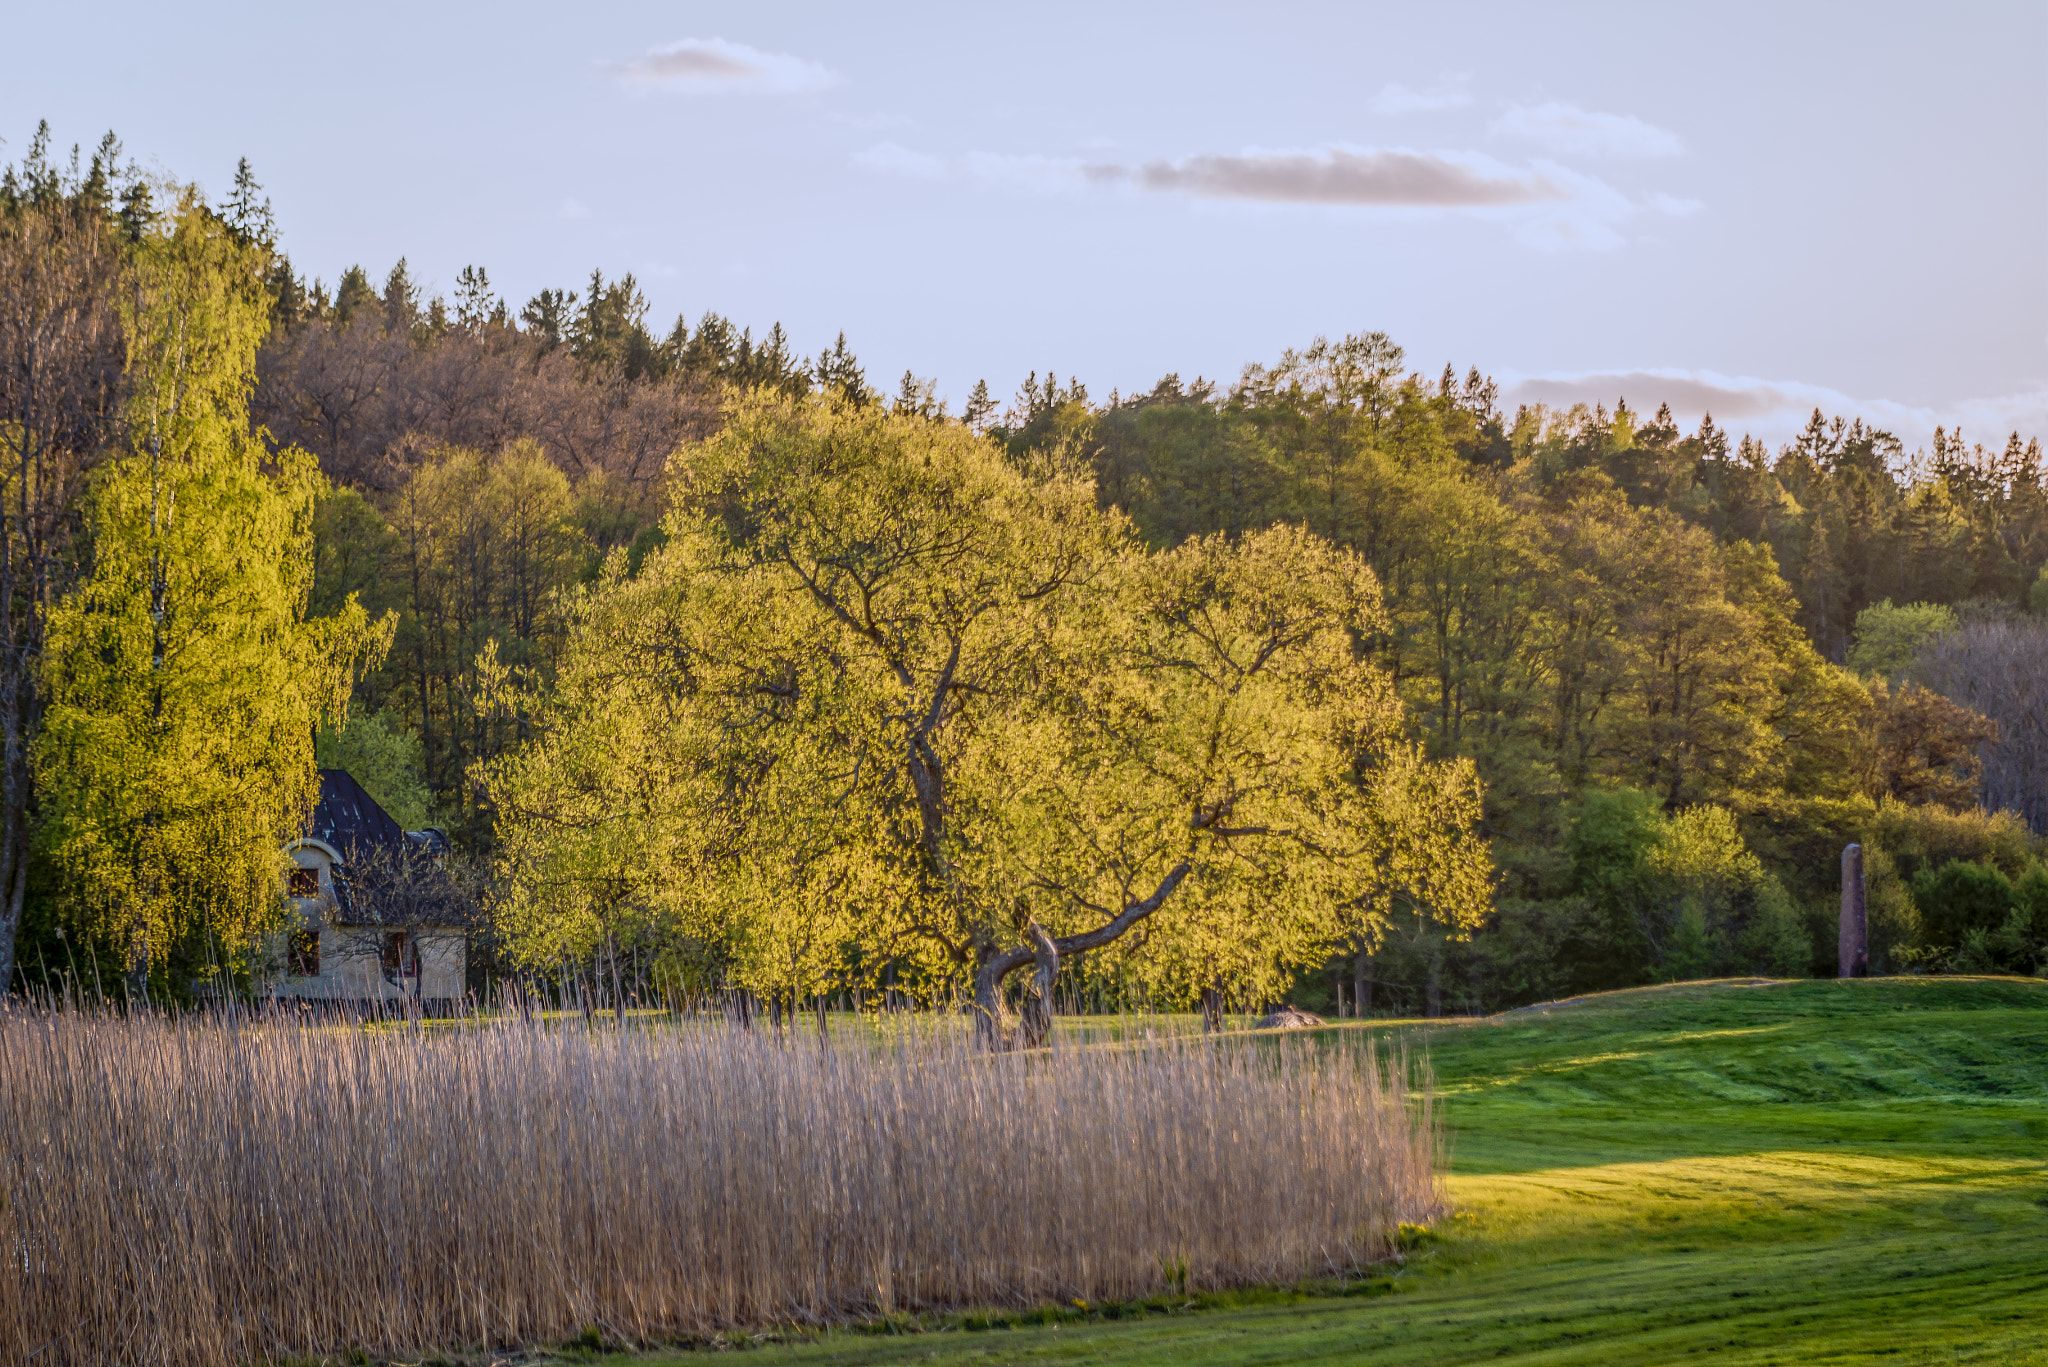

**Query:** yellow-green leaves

left=36, top=201, right=390, bottom=988
left=486, top=394, right=1491, bottom=1007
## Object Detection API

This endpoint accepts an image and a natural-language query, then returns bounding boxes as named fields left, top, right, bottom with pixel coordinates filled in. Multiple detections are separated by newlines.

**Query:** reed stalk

left=0, top=1000, right=1440, bottom=1365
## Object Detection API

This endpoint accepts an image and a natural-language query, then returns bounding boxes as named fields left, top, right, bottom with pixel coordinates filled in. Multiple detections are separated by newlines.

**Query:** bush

left=1866, top=799, right=2036, bottom=882
left=1910, top=860, right=2016, bottom=951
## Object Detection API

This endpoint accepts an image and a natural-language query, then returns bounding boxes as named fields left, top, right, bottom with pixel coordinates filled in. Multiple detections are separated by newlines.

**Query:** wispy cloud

left=1647, top=192, right=1704, bottom=218
left=1368, top=78, right=1471, bottom=115
left=853, top=142, right=945, bottom=179
left=832, top=110, right=914, bottom=132
left=1491, top=102, right=1682, bottom=159
left=853, top=141, right=1690, bottom=252
left=853, top=143, right=1096, bottom=194
left=1126, top=148, right=1561, bottom=207
left=557, top=198, right=591, bottom=220
left=1501, top=368, right=2048, bottom=449
left=614, top=38, right=842, bottom=95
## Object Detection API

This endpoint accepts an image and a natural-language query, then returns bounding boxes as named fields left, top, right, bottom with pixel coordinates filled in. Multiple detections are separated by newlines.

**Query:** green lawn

left=612, top=976, right=2048, bottom=1367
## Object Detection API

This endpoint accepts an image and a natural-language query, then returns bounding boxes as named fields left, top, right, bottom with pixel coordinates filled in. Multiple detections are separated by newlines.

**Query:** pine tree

left=680, top=311, right=736, bottom=376
left=221, top=157, right=274, bottom=249
left=519, top=287, right=576, bottom=350
left=380, top=257, right=419, bottom=330
left=961, top=378, right=996, bottom=432
left=264, top=253, right=305, bottom=330
left=813, top=332, right=870, bottom=406
left=453, top=265, right=498, bottom=332
left=333, top=265, right=376, bottom=326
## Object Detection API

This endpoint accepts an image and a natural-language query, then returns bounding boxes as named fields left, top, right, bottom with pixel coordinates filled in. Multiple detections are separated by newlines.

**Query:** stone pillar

left=1839, top=843, right=1868, bottom=978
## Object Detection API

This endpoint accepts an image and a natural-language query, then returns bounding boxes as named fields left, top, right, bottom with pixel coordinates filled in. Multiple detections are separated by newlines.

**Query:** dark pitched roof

left=301, top=771, right=476, bottom=929
left=307, top=769, right=408, bottom=857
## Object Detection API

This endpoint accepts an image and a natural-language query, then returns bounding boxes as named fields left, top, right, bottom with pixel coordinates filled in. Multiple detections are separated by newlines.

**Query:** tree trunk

left=1331, top=967, right=1345, bottom=1018
left=1354, top=950, right=1372, bottom=1018
left=974, top=920, right=1061, bottom=1049
left=1201, top=984, right=1224, bottom=1033
left=974, top=863, right=1193, bottom=1050
left=124, top=919, right=149, bottom=1004
left=1019, top=922, right=1058, bottom=1048
left=1425, top=938, right=1443, bottom=1019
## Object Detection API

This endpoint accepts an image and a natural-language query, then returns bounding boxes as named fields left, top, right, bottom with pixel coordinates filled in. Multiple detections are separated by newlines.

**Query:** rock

left=1254, top=1004, right=1325, bottom=1030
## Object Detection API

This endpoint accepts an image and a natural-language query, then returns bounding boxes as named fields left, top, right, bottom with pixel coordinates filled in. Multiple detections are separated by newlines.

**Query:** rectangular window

left=288, top=929, right=320, bottom=976
left=288, top=867, right=319, bottom=897
left=382, top=931, right=407, bottom=978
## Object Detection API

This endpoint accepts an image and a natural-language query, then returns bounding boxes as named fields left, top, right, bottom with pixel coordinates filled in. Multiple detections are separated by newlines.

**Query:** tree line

left=996, top=342, right=2048, bottom=1009
left=3, top=122, right=2044, bottom=1014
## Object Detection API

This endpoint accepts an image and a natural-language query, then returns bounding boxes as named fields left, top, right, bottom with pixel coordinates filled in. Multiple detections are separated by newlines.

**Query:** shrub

left=1910, top=860, right=2016, bottom=951
left=1866, top=798, right=2036, bottom=882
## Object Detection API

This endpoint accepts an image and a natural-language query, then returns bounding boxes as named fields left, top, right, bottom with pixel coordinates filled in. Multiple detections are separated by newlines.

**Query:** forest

left=5, top=123, right=2046, bottom=1016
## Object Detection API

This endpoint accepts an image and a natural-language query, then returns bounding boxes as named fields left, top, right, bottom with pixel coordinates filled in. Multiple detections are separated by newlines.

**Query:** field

left=623, top=976, right=2048, bottom=1367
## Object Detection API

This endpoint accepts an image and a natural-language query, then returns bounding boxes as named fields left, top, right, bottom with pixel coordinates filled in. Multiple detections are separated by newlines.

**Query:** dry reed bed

left=0, top=1004, right=1440, bottom=1366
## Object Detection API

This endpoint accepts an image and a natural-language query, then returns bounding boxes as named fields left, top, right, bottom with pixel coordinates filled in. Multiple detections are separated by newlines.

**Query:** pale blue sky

left=8, top=1, right=2044, bottom=447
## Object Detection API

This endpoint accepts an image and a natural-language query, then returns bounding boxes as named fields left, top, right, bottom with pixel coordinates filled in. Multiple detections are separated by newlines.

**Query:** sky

left=6, top=0, right=2045, bottom=451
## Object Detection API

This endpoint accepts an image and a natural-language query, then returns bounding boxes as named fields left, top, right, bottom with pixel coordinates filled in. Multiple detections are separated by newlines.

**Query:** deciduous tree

left=485, top=396, right=1489, bottom=1041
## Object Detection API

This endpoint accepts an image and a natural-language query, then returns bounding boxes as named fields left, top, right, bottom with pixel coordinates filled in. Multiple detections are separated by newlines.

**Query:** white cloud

left=960, top=150, right=1099, bottom=194
left=1499, top=367, right=2048, bottom=450
left=1491, top=102, right=1682, bottom=158
left=1648, top=192, right=1704, bottom=217
left=614, top=38, right=842, bottom=95
left=855, top=145, right=1098, bottom=194
left=1368, top=78, right=1471, bottom=114
left=557, top=198, right=591, bottom=220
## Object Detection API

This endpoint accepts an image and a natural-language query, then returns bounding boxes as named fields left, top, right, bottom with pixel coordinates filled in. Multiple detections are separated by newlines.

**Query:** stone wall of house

left=265, top=925, right=467, bottom=1002
left=268, top=839, right=467, bottom=1003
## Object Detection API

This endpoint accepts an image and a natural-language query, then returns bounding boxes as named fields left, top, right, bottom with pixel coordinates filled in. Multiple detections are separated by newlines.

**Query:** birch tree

left=36, top=200, right=385, bottom=996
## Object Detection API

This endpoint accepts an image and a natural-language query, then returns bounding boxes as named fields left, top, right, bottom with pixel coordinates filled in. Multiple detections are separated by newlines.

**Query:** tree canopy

left=483, top=396, right=1489, bottom=1034
left=33, top=200, right=385, bottom=993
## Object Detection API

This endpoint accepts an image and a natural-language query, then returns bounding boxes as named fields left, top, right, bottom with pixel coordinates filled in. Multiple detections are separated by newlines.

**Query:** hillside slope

left=640, top=977, right=2048, bottom=1367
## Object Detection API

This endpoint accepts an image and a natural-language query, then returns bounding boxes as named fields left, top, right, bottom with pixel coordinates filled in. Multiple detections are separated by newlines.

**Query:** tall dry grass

left=0, top=1003, right=1440, bottom=1366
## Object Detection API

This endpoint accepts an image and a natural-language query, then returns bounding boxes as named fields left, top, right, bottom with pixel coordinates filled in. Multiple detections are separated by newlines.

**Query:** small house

left=269, top=769, right=471, bottom=1005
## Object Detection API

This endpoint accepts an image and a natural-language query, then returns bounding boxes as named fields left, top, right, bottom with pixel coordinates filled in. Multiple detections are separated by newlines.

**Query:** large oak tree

left=485, top=395, right=1488, bottom=1040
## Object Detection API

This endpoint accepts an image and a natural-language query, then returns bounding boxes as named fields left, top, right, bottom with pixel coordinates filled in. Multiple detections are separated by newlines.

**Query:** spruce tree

left=333, top=265, right=376, bottom=326
left=961, top=378, right=996, bottom=432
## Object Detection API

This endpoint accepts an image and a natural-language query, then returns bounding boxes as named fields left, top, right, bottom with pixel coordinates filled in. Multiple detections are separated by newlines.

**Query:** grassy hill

left=620, top=976, right=2048, bottom=1366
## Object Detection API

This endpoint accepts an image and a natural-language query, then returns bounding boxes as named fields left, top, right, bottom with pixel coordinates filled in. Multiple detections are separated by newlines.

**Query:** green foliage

left=314, top=709, right=430, bottom=829
left=33, top=201, right=388, bottom=990
left=373, top=441, right=593, bottom=845
left=1847, top=598, right=1958, bottom=677
left=1865, top=797, right=2035, bottom=881
left=1910, top=860, right=2014, bottom=950
left=484, top=395, right=1490, bottom=1010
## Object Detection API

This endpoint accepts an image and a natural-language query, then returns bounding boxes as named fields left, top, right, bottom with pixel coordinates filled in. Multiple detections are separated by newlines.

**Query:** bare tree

left=254, top=309, right=717, bottom=497
left=1915, top=620, right=2048, bottom=832
left=0, top=204, right=125, bottom=990
left=319, top=836, right=483, bottom=997
left=1856, top=677, right=1998, bottom=811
